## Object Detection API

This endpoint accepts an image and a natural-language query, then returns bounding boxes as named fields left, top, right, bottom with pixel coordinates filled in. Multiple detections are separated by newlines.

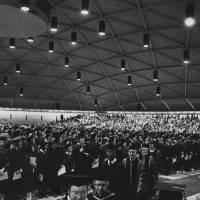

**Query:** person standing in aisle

left=119, top=145, right=141, bottom=200
left=137, top=144, right=158, bottom=200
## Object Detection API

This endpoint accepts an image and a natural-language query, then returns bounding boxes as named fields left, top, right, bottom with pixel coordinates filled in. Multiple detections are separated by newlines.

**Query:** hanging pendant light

left=49, top=41, right=54, bottom=53
left=64, top=57, right=69, bottom=67
left=128, top=75, right=132, bottom=86
left=153, top=70, right=158, bottom=82
left=98, top=20, right=106, bottom=36
left=184, top=4, right=196, bottom=27
left=20, top=87, right=24, bottom=97
left=3, top=76, right=8, bottom=86
left=71, top=32, right=77, bottom=45
left=16, top=63, right=21, bottom=73
left=9, top=38, right=15, bottom=49
left=81, top=0, right=89, bottom=15
left=183, top=49, right=190, bottom=64
left=77, top=71, right=81, bottom=81
left=143, top=33, right=150, bottom=48
left=121, top=59, right=126, bottom=71
left=27, top=37, right=34, bottom=43
left=94, top=98, right=98, bottom=107
left=86, top=85, right=90, bottom=94
left=50, top=16, right=58, bottom=32
left=156, top=86, right=160, bottom=97
left=20, top=0, right=30, bottom=12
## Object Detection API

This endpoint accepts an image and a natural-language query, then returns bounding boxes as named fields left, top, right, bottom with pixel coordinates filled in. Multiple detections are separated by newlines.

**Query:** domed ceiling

left=0, top=0, right=200, bottom=111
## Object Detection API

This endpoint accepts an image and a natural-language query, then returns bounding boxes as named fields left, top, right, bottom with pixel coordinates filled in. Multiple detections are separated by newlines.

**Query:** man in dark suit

left=137, top=144, right=158, bottom=200
left=101, top=145, right=119, bottom=192
left=119, top=145, right=141, bottom=200
left=149, top=142, right=162, bottom=173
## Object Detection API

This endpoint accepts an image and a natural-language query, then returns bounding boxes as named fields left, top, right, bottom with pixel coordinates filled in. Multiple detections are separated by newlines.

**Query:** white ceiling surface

left=0, top=0, right=200, bottom=111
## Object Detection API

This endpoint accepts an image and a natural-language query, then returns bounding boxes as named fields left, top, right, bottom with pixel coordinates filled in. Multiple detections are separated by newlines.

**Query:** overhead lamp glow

left=184, top=4, right=196, bottom=27
left=27, top=37, right=34, bottom=43
left=81, top=10, right=89, bottom=15
left=20, top=6, right=30, bottom=12
left=98, top=32, right=106, bottom=36
left=71, top=41, right=77, bottom=45
left=184, top=17, right=196, bottom=27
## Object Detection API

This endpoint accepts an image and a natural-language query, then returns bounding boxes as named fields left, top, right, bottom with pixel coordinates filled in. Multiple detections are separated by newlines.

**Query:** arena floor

left=159, top=170, right=200, bottom=199
left=38, top=170, right=200, bottom=200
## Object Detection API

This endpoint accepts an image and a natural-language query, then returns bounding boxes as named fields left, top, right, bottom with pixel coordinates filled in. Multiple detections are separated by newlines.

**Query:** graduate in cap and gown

left=60, top=174, right=91, bottom=200
left=88, top=169, right=118, bottom=200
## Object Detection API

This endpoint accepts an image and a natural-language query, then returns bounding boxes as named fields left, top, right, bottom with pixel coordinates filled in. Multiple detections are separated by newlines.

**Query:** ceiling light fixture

left=77, top=71, right=81, bottom=81
left=3, top=76, right=8, bottom=86
left=143, top=33, right=150, bottom=48
left=81, top=0, right=89, bottom=15
left=50, top=16, right=58, bottom=33
left=9, top=38, right=15, bottom=49
left=128, top=75, right=133, bottom=86
left=121, top=59, right=126, bottom=71
left=86, top=85, right=90, bottom=94
left=20, top=87, right=24, bottom=97
left=64, top=57, right=69, bottom=67
left=156, top=86, right=160, bottom=97
left=94, top=98, right=98, bottom=107
left=183, top=49, right=190, bottom=64
left=153, top=70, right=158, bottom=82
left=20, top=0, right=30, bottom=12
left=184, top=4, right=196, bottom=27
left=16, top=63, right=21, bottom=73
left=98, top=20, right=106, bottom=36
left=27, top=37, right=34, bottom=43
left=49, top=41, right=54, bottom=53
left=71, top=31, right=77, bottom=45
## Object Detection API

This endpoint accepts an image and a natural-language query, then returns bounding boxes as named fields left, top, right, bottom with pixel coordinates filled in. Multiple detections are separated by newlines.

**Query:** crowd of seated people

left=0, top=113, right=199, bottom=199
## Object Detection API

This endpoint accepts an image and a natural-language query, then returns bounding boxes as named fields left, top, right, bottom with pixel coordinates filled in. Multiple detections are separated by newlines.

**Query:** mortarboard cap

left=141, top=143, right=149, bottom=148
left=105, top=144, right=117, bottom=152
left=60, top=174, right=91, bottom=187
left=91, top=169, right=110, bottom=182
left=128, top=143, right=138, bottom=150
